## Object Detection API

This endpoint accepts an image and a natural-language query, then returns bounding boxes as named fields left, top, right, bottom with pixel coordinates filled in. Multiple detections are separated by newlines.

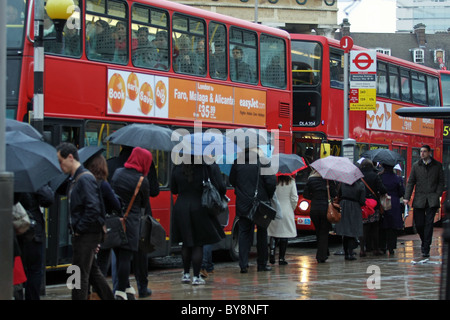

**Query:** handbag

left=101, top=176, right=144, bottom=249
left=361, top=198, right=377, bottom=219
left=201, top=166, right=228, bottom=216
left=248, top=163, right=276, bottom=228
left=326, top=181, right=341, bottom=223
left=12, top=202, right=31, bottom=235
left=380, top=194, right=392, bottom=211
left=139, top=215, right=166, bottom=253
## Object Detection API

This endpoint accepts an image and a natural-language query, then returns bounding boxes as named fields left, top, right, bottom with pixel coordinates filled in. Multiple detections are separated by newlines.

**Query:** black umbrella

left=361, top=149, right=404, bottom=166
left=273, top=153, right=308, bottom=176
left=6, top=131, right=62, bottom=192
left=6, top=118, right=43, bottom=140
left=78, top=146, right=104, bottom=164
left=104, top=124, right=177, bottom=151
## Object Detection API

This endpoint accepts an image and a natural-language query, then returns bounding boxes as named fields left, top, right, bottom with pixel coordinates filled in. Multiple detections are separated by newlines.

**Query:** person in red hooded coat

left=111, top=147, right=152, bottom=300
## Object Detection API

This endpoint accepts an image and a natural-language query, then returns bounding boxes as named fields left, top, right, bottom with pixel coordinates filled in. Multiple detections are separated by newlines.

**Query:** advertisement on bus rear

left=106, top=69, right=267, bottom=126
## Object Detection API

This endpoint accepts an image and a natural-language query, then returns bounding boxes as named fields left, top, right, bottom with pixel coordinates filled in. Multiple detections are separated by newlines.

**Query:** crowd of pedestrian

left=11, top=142, right=444, bottom=299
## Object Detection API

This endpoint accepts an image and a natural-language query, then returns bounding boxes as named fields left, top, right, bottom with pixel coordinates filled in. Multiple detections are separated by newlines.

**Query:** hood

left=124, top=147, right=152, bottom=176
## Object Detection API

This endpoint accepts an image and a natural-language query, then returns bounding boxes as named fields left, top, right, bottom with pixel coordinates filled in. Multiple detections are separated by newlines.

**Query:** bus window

left=292, top=40, right=322, bottom=87
left=261, top=35, right=286, bottom=89
left=400, top=69, right=411, bottom=102
left=131, top=5, right=169, bottom=70
left=330, top=51, right=343, bottom=89
left=209, top=22, right=227, bottom=80
left=229, top=27, right=257, bottom=84
left=389, top=65, right=400, bottom=100
left=86, top=0, right=128, bottom=64
left=377, top=62, right=388, bottom=97
left=427, top=75, right=441, bottom=106
left=411, top=72, right=427, bottom=105
left=172, top=15, right=206, bottom=76
left=7, top=0, right=25, bottom=49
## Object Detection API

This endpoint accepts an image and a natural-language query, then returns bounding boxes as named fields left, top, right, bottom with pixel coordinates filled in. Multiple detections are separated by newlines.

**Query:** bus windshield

left=6, top=0, right=26, bottom=49
left=441, top=72, right=450, bottom=106
left=291, top=40, right=321, bottom=86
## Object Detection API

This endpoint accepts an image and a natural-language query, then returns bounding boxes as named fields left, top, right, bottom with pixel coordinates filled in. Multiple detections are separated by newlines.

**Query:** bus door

left=44, top=119, right=84, bottom=268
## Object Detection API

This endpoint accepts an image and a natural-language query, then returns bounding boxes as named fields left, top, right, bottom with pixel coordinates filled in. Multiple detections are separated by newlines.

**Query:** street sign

left=349, top=50, right=377, bottom=111
left=340, top=36, right=353, bottom=53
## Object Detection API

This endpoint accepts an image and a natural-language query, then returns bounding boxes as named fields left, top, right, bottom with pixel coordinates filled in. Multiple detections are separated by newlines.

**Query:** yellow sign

left=349, top=88, right=376, bottom=110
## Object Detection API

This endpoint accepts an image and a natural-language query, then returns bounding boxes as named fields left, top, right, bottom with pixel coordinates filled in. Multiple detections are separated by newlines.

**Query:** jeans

left=71, top=232, right=114, bottom=300
left=201, top=244, right=214, bottom=272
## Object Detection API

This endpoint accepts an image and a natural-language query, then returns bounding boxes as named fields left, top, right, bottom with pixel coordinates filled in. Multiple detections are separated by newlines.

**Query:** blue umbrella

left=6, top=118, right=43, bottom=140
left=6, top=131, right=62, bottom=192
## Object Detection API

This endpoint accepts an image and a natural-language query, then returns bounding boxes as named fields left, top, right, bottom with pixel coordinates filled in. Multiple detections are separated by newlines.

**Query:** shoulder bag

left=12, top=202, right=31, bottom=235
left=201, top=166, right=228, bottom=216
left=248, top=163, right=277, bottom=228
left=139, top=215, right=166, bottom=253
left=101, top=176, right=144, bottom=249
left=361, top=178, right=391, bottom=213
left=326, top=181, right=341, bottom=223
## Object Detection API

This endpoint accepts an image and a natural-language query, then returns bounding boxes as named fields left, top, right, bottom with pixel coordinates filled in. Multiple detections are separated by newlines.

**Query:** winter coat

left=171, top=163, right=226, bottom=246
left=268, top=179, right=298, bottom=238
left=68, top=166, right=105, bottom=234
left=303, top=175, right=337, bottom=213
left=229, top=151, right=277, bottom=219
left=380, top=170, right=405, bottom=230
left=335, top=180, right=366, bottom=238
left=111, top=147, right=152, bottom=251
left=404, top=157, right=444, bottom=209
left=361, top=167, right=387, bottom=223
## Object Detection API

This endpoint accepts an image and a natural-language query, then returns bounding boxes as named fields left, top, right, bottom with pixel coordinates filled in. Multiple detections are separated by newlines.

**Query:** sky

left=337, top=0, right=397, bottom=33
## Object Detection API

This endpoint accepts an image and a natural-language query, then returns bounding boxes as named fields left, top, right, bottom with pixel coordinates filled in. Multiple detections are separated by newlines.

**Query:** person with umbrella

left=303, top=170, right=336, bottom=263
left=56, top=142, right=114, bottom=300
left=359, top=159, right=388, bottom=257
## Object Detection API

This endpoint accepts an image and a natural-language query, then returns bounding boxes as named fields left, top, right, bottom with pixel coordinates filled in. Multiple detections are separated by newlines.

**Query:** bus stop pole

left=0, top=0, right=14, bottom=300
left=342, top=50, right=355, bottom=161
left=32, top=0, right=45, bottom=134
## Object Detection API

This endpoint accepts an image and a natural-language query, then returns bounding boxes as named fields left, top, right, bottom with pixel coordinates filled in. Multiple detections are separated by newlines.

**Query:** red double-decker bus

left=7, top=0, right=292, bottom=268
left=290, top=34, right=444, bottom=232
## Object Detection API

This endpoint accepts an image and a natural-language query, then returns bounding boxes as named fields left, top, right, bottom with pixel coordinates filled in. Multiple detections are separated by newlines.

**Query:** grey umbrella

left=361, top=149, right=404, bottom=166
left=6, top=118, right=43, bottom=140
left=78, top=146, right=104, bottom=164
left=6, top=131, right=62, bottom=192
left=104, top=123, right=177, bottom=151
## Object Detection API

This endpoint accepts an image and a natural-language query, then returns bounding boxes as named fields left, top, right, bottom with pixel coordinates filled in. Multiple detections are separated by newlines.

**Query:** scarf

left=124, top=147, right=152, bottom=176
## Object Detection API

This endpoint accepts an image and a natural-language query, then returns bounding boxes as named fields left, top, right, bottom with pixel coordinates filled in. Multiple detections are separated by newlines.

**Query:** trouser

left=71, top=232, right=114, bottom=300
left=310, top=210, right=331, bottom=261
left=21, top=239, right=44, bottom=300
left=113, top=247, right=134, bottom=292
left=238, top=217, right=268, bottom=269
left=413, top=206, right=438, bottom=254
left=361, top=221, right=379, bottom=252
left=343, top=236, right=356, bottom=256
left=133, top=248, right=149, bottom=294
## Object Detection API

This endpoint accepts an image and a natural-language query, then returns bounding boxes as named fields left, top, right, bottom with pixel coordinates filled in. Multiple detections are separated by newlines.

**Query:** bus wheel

left=229, top=217, right=239, bottom=261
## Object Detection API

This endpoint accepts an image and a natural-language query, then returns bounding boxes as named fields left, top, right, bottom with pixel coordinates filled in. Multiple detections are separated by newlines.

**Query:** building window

left=434, top=49, right=445, bottom=64
left=374, top=48, right=391, bottom=56
left=412, top=48, right=424, bottom=64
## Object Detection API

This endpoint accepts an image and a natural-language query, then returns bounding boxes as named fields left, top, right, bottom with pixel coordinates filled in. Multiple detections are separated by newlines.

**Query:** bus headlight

left=298, top=200, right=309, bottom=211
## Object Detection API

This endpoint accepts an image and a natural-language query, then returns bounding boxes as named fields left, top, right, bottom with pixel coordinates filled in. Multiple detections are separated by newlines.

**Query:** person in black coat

left=15, top=184, right=54, bottom=300
left=360, top=159, right=387, bottom=256
left=229, top=149, right=277, bottom=273
left=171, top=156, right=226, bottom=285
left=303, top=170, right=336, bottom=263
left=111, top=147, right=152, bottom=300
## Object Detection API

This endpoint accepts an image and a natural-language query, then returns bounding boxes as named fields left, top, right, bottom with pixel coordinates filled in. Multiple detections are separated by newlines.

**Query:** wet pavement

left=42, top=227, right=445, bottom=301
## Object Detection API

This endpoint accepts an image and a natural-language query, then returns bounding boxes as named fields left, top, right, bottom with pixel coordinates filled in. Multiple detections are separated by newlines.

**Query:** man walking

left=404, top=145, right=445, bottom=258
left=56, top=142, right=114, bottom=300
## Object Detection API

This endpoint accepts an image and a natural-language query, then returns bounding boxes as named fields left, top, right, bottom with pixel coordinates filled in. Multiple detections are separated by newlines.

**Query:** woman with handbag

left=171, top=156, right=226, bottom=285
left=379, top=164, right=405, bottom=255
left=111, top=147, right=152, bottom=300
left=303, top=170, right=336, bottom=263
left=268, top=175, right=298, bottom=265
left=360, top=159, right=388, bottom=257
left=335, top=179, right=366, bottom=260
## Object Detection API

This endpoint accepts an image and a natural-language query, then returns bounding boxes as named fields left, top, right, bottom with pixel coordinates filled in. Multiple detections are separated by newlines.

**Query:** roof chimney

left=340, top=18, right=351, bottom=37
left=414, top=23, right=426, bottom=47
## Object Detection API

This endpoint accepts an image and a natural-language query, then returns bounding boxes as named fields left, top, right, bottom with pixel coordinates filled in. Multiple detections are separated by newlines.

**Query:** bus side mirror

left=320, top=143, right=330, bottom=158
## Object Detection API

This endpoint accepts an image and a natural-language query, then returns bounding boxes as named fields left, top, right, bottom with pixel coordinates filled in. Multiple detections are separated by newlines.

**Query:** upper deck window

left=229, top=27, right=258, bottom=84
left=291, top=40, right=322, bottom=87
left=261, top=35, right=286, bottom=89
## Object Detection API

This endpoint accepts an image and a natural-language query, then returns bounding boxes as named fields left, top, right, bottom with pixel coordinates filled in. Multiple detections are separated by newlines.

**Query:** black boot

left=344, top=237, right=356, bottom=260
left=269, top=237, right=276, bottom=264
left=278, top=239, right=288, bottom=265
